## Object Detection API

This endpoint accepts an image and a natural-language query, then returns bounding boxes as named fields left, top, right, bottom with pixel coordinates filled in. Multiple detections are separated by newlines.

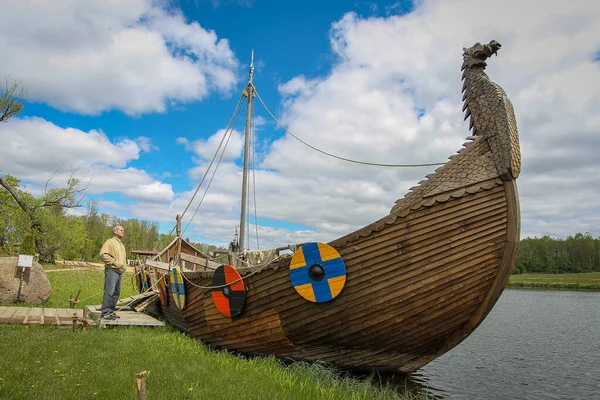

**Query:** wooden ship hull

left=144, top=40, right=521, bottom=373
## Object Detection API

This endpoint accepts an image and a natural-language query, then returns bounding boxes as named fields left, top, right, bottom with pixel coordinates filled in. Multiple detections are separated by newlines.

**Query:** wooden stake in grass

left=69, top=289, right=82, bottom=308
left=136, top=371, right=149, bottom=400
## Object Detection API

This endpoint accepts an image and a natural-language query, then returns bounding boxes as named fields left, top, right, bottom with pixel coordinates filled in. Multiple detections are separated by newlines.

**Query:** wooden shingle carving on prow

left=389, top=40, right=521, bottom=216
left=461, top=40, right=520, bottom=181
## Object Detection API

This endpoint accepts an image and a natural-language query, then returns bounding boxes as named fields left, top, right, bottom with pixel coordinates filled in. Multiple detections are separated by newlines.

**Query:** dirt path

left=45, top=267, right=99, bottom=273
left=45, top=266, right=136, bottom=273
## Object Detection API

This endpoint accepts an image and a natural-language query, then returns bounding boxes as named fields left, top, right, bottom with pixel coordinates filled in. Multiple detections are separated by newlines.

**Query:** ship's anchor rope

left=254, top=86, right=446, bottom=168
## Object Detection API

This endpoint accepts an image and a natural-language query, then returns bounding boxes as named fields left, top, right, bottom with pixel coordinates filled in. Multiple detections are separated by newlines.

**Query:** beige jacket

left=100, top=237, right=127, bottom=274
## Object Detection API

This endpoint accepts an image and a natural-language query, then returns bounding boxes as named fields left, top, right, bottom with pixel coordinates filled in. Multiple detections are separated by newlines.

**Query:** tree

left=0, top=77, right=26, bottom=122
left=0, top=172, right=88, bottom=263
left=0, top=174, right=24, bottom=254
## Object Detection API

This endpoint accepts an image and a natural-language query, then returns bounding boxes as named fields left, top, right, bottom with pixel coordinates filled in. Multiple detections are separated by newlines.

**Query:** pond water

left=405, top=289, right=600, bottom=399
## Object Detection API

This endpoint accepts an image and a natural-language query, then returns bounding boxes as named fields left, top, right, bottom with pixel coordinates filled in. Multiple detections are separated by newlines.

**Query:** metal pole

left=239, top=51, right=254, bottom=253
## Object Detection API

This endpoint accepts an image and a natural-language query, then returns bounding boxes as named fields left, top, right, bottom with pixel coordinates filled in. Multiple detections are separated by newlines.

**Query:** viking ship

left=142, top=40, right=521, bottom=373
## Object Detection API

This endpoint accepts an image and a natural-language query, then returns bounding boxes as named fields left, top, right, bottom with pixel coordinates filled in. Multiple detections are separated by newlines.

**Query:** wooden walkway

left=0, top=306, right=85, bottom=326
left=85, top=305, right=165, bottom=327
left=0, top=305, right=164, bottom=328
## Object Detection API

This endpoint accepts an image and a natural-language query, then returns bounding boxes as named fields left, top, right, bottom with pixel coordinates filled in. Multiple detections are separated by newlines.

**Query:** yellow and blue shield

left=289, top=242, right=346, bottom=303
left=169, top=267, right=186, bottom=310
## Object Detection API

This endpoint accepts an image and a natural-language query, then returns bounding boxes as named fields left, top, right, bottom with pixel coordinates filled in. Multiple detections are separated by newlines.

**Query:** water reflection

left=393, top=289, right=600, bottom=399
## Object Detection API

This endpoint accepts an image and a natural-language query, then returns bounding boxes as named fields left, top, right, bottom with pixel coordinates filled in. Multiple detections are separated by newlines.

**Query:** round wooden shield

left=157, top=271, right=166, bottom=306
left=134, top=267, right=143, bottom=293
left=211, top=264, right=245, bottom=317
left=158, top=271, right=168, bottom=306
left=146, top=270, right=152, bottom=291
left=289, top=242, right=346, bottom=303
left=169, top=267, right=186, bottom=310
left=141, top=268, right=150, bottom=291
left=157, top=289, right=165, bottom=305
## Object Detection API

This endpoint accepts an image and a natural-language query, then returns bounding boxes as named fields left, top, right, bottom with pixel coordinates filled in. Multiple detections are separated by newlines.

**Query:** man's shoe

left=102, top=314, right=117, bottom=321
left=114, top=314, right=121, bottom=319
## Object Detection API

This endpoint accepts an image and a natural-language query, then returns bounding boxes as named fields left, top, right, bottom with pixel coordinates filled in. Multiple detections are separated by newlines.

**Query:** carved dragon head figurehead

left=462, top=40, right=501, bottom=70
left=460, top=39, right=521, bottom=181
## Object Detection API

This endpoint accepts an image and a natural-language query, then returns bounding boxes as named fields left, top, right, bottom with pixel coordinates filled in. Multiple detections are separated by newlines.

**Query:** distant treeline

left=514, top=233, right=600, bottom=274
left=2, top=175, right=599, bottom=270
left=0, top=197, right=223, bottom=263
left=0, top=175, right=223, bottom=263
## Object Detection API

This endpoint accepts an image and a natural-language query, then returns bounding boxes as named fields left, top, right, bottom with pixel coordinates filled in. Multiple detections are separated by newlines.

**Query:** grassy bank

left=0, top=324, right=420, bottom=400
left=0, top=269, right=426, bottom=399
left=25, top=268, right=138, bottom=309
left=508, top=272, right=600, bottom=291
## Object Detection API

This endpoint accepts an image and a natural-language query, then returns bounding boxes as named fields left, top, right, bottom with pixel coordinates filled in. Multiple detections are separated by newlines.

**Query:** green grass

left=0, top=324, right=425, bottom=400
left=0, top=270, right=428, bottom=399
left=34, top=269, right=138, bottom=309
left=508, top=272, right=600, bottom=291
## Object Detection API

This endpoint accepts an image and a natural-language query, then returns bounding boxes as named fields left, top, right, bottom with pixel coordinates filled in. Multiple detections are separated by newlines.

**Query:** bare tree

left=0, top=171, right=89, bottom=263
left=0, top=77, right=27, bottom=123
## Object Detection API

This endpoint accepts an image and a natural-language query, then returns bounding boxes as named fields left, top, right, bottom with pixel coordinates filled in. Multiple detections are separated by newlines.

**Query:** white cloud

left=245, top=0, right=600, bottom=243
left=0, top=117, right=139, bottom=172
left=134, top=0, right=600, bottom=247
left=135, top=137, right=158, bottom=152
left=185, top=129, right=244, bottom=163
left=0, top=117, right=173, bottom=204
left=0, top=0, right=240, bottom=115
left=124, top=182, right=174, bottom=203
left=3, top=0, right=599, bottom=248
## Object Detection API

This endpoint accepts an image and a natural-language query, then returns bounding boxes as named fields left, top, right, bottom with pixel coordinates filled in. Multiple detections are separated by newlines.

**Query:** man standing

left=100, top=225, right=127, bottom=320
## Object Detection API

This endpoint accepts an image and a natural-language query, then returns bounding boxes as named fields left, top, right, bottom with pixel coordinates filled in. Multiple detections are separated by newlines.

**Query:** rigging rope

left=254, top=87, right=446, bottom=168
left=179, top=255, right=284, bottom=290
left=165, top=82, right=446, bottom=251
left=169, top=93, right=246, bottom=236
left=181, top=101, right=245, bottom=237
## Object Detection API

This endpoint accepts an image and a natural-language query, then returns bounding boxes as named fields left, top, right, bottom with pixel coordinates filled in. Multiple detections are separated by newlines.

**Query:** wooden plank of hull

left=291, top=250, right=501, bottom=347
left=149, top=179, right=519, bottom=372
left=276, top=189, right=508, bottom=330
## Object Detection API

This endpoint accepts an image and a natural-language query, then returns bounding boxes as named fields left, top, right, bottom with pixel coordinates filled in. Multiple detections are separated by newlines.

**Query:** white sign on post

left=17, top=254, right=34, bottom=268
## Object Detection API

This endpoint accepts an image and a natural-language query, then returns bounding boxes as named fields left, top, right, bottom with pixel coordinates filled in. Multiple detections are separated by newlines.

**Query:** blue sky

left=1, top=0, right=600, bottom=249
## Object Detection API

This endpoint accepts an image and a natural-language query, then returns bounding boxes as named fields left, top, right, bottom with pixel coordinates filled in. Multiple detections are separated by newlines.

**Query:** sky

left=1, top=0, right=599, bottom=250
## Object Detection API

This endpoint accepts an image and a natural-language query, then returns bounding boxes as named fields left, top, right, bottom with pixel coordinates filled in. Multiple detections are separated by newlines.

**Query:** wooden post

left=69, top=289, right=81, bottom=308
left=136, top=371, right=149, bottom=400
left=15, top=267, right=24, bottom=303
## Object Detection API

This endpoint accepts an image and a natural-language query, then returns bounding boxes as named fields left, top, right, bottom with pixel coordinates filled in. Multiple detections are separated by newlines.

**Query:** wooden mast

left=175, top=214, right=182, bottom=266
left=239, top=50, right=254, bottom=253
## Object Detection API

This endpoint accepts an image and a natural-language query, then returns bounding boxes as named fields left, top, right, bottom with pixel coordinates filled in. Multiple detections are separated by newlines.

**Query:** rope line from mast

left=169, top=94, right=244, bottom=235
left=253, top=87, right=446, bottom=168
left=179, top=255, right=284, bottom=290
left=168, top=93, right=246, bottom=236
left=251, top=106, right=260, bottom=251
left=181, top=99, right=245, bottom=237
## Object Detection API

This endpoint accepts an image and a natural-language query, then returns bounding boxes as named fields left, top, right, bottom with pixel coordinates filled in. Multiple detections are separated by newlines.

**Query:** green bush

left=20, top=234, right=36, bottom=256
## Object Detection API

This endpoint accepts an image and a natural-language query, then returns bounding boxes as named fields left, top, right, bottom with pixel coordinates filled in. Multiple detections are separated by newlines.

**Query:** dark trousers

left=101, top=267, right=122, bottom=315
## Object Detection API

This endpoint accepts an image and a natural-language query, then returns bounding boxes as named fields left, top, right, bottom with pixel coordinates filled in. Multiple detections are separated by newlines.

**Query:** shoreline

left=506, top=284, right=600, bottom=292
left=507, top=272, right=600, bottom=292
